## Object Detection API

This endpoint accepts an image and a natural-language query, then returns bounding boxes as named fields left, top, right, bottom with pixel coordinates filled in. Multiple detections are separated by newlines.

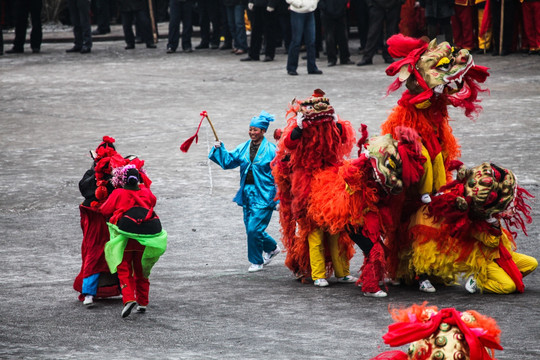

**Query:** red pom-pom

left=95, top=185, right=108, bottom=200
left=274, top=128, right=282, bottom=141
left=102, top=136, right=115, bottom=144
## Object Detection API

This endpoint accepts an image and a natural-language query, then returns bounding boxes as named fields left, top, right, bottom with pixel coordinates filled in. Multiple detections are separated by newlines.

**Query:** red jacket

left=100, top=186, right=156, bottom=225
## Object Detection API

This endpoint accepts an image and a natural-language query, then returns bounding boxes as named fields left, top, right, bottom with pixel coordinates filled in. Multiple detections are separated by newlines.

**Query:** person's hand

left=214, top=141, right=222, bottom=148
left=248, top=2, right=254, bottom=10
left=266, top=6, right=274, bottom=12
left=332, top=113, right=338, bottom=123
left=296, top=112, right=304, bottom=129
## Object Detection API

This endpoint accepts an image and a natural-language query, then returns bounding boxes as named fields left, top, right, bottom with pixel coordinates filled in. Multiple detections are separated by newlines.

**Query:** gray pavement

left=1, top=33, right=540, bottom=359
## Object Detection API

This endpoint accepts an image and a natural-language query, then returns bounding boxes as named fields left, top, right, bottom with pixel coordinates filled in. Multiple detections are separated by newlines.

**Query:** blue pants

left=167, top=0, right=194, bottom=51
left=82, top=273, right=100, bottom=296
left=287, top=11, right=317, bottom=73
left=242, top=185, right=277, bottom=265
left=226, top=5, right=248, bottom=51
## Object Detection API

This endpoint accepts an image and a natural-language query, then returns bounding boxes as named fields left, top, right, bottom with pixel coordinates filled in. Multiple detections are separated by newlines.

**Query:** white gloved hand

left=266, top=6, right=274, bottom=12
left=214, top=141, right=222, bottom=148
left=485, top=216, right=498, bottom=224
left=332, top=113, right=338, bottom=123
left=248, top=3, right=254, bottom=10
left=296, top=112, right=304, bottom=129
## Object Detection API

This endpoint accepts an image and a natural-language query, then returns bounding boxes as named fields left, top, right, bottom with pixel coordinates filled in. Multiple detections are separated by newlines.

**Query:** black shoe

left=66, top=46, right=82, bottom=53
left=80, top=46, right=91, bottom=54
left=135, top=37, right=143, bottom=44
left=31, top=48, right=40, bottom=54
left=287, top=70, right=298, bottom=76
left=308, top=69, right=323, bottom=75
left=220, top=44, right=232, bottom=50
left=121, top=301, right=137, bottom=318
left=210, top=43, right=219, bottom=49
left=92, top=29, right=107, bottom=36
left=492, top=50, right=499, bottom=56
left=166, top=47, right=176, bottom=54
left=341, top=59, right=354, bottom=65
left=384, top=58, right=394, bottom=64
left=327, top=61, right=336, bottom=67
left=500, top=49, right=511, bottom=56
left=125, top=44, right=135, bottom=50
left=184, top=47, right=193, bottom=53
left=356, top=58, right=373, bottom=66
left=262, top=56, right=274, bottom=62
left=240, top=56, right=258, bottom=61
left=6, top=48, right=24, bottom=54
left=195, top=43, right=209, bottom=49
left=146, top=43, right=157, bottom=49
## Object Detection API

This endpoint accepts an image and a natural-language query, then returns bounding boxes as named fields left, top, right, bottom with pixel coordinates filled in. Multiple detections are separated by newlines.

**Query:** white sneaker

left=136, top=305, right=147, bottom=313
left=464, top=275, right=477, bottom=293
left=419, top=279, right=436, bottom=293
left=384, top=278, right=401, bottom=286
left=337, top=275, right=358, bottom=283
left=314, top=279, right=329, bottom=287
left=363, top=290, right=388, bottom=298
left=122, top=301, right=137, bottom=318
left=248, top=264, right=264, bottom=272
left=263, top=246, right=281, bottom=265
left=83, top=295, right=94, bottom=307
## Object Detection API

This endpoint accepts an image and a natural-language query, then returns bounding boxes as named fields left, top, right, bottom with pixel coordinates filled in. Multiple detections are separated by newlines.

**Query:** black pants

left=362, top=3, right=400, bottom=61
left=198, top=0, right=221, bottom=46
left=321, top=13, right=350, bottom=63
left=491, top=0, right=517, bottom=53
left=248, top=6, right=277, bottom=60
left=12, top=0, right=43, bottom=51
left=122, top=10, right=154, bottom=46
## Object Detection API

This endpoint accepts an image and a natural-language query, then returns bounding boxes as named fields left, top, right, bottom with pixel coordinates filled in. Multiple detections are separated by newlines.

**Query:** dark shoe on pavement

left=32, top=48, right=40, bottom=54
left=308, top=69, right=323, bottom=75
left=166, top=47, right=176, bottom=53
left=125, top=44, right=135, bottom=50
left=121, top=301, right=137, bottom=318
left=341, top=59, right=354, bottom=65
left=146, top=43, right=157, bottom=49
left=80, top=46, right=91, bottom=54
left=287, top=70, right=298, bottom=76
left=356, top=58, right=373, bottom=66
left=6, top=48, right=24, bottom=54
left=240, top=56, right=258, bottom=61
left=210, top=43, right=219, bottom=49
left=220, top=44, right=232, bottom=50
left=66, top=46, right=82, bottom=53
left=184, top=47, right=193, bottom=53
left=195, top=43, right=209, bottom=49
left=327, top=61, right=336, bottom=67
left=262, top=56, right=274, bottom=62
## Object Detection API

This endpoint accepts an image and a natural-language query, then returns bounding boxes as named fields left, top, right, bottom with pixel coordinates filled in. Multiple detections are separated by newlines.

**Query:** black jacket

left=318, top=0, right=349, bottom=18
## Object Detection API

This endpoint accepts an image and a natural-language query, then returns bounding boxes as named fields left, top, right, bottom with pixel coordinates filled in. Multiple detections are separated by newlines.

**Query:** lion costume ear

left=398, top=65, right=412, bottom=82
left=427, top=38, right=438, bottom=51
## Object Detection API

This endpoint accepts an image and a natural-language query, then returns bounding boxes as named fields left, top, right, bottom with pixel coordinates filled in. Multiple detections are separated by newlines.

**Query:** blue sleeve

left=208, top=143, right=244, bottom=170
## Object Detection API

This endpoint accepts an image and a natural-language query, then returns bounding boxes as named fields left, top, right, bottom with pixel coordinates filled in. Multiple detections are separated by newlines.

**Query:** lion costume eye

left=436, top=57, right=451, bottom=71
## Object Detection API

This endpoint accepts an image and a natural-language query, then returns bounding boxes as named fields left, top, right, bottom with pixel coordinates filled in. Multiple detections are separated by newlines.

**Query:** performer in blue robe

left=209, top=111, right=281, bottom=272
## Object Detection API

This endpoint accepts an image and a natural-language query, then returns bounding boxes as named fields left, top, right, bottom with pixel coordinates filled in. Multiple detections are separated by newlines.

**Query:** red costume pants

left=452, top=5, right=476, bottom=50
left=117, top=239, right=150, bottom=306
left=522, top=2, right=540, bottom=51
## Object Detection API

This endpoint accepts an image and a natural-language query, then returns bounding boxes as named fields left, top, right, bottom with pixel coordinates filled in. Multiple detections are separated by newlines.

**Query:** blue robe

left=209, top=137, right=278, bottom=265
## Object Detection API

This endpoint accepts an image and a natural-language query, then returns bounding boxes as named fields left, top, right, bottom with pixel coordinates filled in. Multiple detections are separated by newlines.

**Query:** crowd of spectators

left=1, top=0, right=539, bottom=64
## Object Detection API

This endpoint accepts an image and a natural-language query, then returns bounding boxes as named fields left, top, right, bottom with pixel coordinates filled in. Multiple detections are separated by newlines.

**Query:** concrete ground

left=1, top=26, right=540, bottom=359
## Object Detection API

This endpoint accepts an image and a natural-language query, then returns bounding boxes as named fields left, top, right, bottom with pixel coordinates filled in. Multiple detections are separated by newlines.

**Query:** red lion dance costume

left=379, top=34, right=490, bottom=281
left=272, top=89, right=357, bottom=285
left=372, top=302, right=503, bottom=360
left=307, top=125, right=425, bottom=296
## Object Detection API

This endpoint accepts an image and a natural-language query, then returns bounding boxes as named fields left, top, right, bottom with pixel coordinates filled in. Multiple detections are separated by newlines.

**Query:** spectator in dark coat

left=318, top=0, right=353, bottom=66
left=5, top=0, right=42, bottom=54
left=241, top=0, right=278, bottom=61
left=167, top=0, right=195, bottom=53
left=420, top=0, right=454, bottom=43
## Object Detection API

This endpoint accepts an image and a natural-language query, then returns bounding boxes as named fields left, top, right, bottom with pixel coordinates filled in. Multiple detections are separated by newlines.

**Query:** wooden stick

left=499, top=0, right=504, bottom=55
left=148, top=0, right=158, bottom=44
left=204, top=114, right=219, bottom=142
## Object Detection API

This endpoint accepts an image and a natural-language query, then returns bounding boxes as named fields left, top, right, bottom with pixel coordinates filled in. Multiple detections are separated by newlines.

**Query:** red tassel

left=180, top=113, right=206, bottom=153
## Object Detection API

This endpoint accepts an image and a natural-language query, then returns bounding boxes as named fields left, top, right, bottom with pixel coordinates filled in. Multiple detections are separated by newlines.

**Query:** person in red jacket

left=101, top=165, right=167, bottom=318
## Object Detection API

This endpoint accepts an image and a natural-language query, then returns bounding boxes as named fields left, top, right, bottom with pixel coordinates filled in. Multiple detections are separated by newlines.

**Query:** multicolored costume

left=401, top=162, right=537, bottom=294
left=272, top=89, right=357, bottom=284
left=306, top=126, right=425, bottom=295
left=379, top=35, right=490, bottom=280
left=372, top=302, right=503, bottom=360
left=101, top=165, right=167, bottom=317
left=74, top=136, right=127, bottom=303
left=209, top=111, right=279, bottom=270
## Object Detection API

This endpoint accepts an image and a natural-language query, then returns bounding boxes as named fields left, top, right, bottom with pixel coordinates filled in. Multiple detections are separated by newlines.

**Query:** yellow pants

left=419, top=146, right=446, bottom=195
left=477, top=8, right=492, bottom=50
left=308, top=228, right=350, bottom=280
left=482, top=252, right=538, bottom=294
